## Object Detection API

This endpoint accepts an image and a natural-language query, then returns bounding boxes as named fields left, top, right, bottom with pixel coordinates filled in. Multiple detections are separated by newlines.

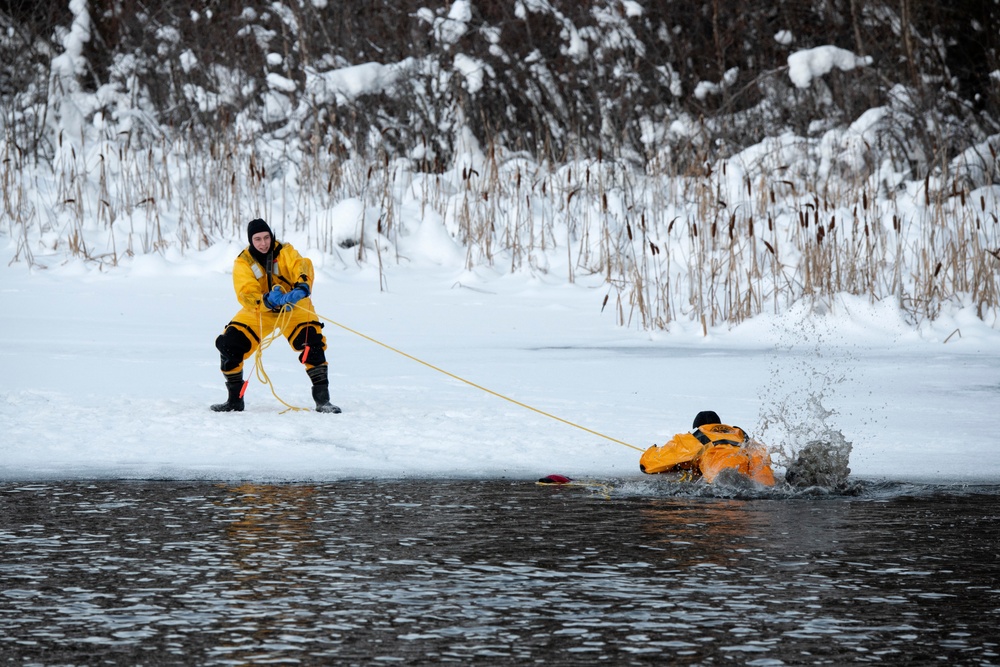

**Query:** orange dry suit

left=639, top=423, right=775, bottom=486
left=215, top=241, right=328, bottom=375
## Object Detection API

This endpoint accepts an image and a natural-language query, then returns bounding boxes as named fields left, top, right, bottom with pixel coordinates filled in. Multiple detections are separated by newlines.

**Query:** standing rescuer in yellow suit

left=639, top=410, right=775, bottom=485
left=211, top=218, right=341, bottom=414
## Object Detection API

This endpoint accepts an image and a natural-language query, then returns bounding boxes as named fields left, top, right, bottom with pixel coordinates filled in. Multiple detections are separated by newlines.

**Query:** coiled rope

left=254, top=304, right=643, bottom=452
left=250, top=306, right=309, bottom=414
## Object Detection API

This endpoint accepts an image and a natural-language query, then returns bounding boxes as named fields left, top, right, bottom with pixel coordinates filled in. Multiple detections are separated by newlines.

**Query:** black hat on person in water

left=247, top=218, right=272, bottom=244
left=692, top=411, right=721, bottom=428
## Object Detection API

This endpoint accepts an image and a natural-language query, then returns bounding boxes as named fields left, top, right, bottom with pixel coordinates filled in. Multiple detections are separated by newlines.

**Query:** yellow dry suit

left=639, top=423, right=775, bottom=486
left=215, top=241, right=328, bottom=375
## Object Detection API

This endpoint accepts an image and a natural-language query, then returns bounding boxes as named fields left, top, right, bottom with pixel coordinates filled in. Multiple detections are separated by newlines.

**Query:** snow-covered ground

left=3, top=243, right=998, bottom=484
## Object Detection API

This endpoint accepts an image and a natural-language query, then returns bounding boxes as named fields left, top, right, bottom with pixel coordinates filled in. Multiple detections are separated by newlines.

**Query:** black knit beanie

left=692, top=410, right=721, bottom=429
left=247, top=218, right=272, bottom=244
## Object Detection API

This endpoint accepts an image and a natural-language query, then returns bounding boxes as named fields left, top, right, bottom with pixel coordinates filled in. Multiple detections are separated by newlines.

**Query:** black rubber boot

left=307, top=365, right=341, bottom=414
left=211, top=373, right=245, bottom=412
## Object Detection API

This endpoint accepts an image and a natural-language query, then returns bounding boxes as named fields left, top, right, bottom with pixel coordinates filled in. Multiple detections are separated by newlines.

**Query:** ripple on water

left=1, top=479, right=998, bottom=665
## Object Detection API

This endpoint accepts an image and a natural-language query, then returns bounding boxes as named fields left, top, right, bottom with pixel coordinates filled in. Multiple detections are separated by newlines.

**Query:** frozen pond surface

left=2, top=479, right=998, bottom=665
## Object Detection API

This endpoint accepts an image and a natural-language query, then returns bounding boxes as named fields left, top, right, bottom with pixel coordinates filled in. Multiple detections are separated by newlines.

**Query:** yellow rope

left=293, top=304, right=644, bottom=452
left=252, top=306, right=309, bottom=414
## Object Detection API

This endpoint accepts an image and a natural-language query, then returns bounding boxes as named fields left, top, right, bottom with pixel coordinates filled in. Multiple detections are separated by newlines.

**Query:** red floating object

left=538, top=474, right=573, bottom=484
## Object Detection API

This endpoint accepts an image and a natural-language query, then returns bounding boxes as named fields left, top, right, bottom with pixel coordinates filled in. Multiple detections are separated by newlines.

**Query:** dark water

left=1, top=479, right=998, bottom=666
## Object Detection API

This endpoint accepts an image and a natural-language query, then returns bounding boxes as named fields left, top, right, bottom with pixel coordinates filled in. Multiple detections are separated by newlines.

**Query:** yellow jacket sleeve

left=639, top=433, right=706, bottom=474
left=233, top=256, right=265, bottom=311
left=278, top=243, right=314, bottom=290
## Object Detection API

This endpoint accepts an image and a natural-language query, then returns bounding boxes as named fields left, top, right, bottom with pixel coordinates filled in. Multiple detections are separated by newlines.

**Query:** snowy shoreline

left=3, top=252, right=998, bottom=484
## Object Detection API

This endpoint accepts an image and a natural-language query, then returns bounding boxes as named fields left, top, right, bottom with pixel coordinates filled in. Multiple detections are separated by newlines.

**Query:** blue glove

left=293, top=281, right=311, bottom=298
left=286, top=287, right=308, bottom=304
left=263, top=286, right=290, bottom=311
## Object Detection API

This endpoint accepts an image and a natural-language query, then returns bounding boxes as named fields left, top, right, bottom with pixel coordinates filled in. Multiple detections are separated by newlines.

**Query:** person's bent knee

left=290, top=324, right=327, bottom=366
left=216, top=326, right=253, bottom=372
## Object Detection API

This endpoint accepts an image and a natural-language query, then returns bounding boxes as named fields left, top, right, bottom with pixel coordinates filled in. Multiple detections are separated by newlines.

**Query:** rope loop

left=253, top=306, right=309, bottom=413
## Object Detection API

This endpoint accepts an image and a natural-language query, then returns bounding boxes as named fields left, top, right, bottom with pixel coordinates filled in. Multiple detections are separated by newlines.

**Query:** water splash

left=784, top=437, right=853, bottom=489
left=755, top=302, right=861, bottom=491
left=759, top=392, right=853, bottom=488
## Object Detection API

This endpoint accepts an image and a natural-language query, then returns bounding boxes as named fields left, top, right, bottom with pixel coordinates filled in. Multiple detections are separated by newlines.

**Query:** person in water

left=639, top=410, right=775, bottom=486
